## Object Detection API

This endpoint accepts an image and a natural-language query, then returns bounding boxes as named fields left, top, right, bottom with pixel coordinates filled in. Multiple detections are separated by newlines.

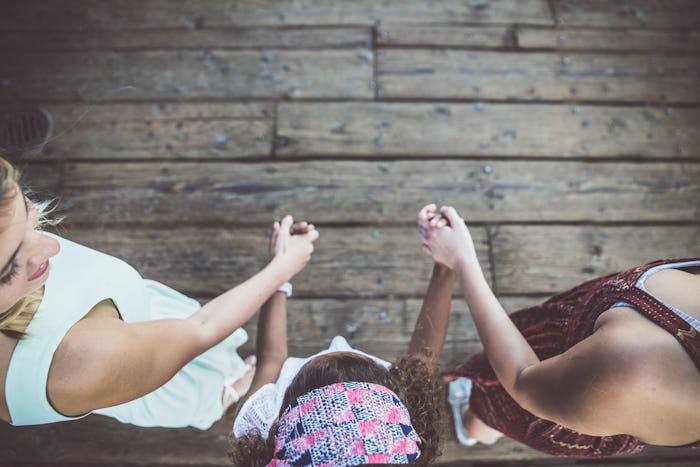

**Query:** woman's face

left=0, top=186, right=60, bottom=313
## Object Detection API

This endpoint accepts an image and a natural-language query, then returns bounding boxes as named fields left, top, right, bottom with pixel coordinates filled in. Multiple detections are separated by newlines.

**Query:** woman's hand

left=269, top=218, right=315, bottom=257
left=269, top=215, right=319, bottom=279
left=417, top=204, right=478, bottom=273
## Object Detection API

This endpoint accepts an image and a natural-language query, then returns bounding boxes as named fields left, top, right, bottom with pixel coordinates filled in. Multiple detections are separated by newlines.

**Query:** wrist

left=434, top=262, right=455, bottom=276
left=269, top=256, right=293, bottom=281
left=454, top=255, right=480, bottom=278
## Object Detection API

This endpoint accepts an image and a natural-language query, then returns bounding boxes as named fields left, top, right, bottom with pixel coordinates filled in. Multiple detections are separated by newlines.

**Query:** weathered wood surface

left=552, top=0, right=700, bottom=28
left=59, top=226, right=491, bottom=298
left=9, top=24, right=698, bottom=54
left=518, top=28, right=700, bottom=52
left=0, top=28, right=373, bottom=51
left=2, top=50, right=374, bottom=101
left=0, top=0, right=554, bottom=30
left=378, top=24, right=700, bottom=52
left=6, top=50, right=700, bottom=103
left=277, top=103, right=700, bottom=158
left=54, top=160, right=700, bottom=225
left=492, top=226, right=700, bottom=294
left=377, top=50, right=700, bottom=102
left=33, top=103, right=700, bottom=160
left=38, top=103, right=273, bottom=160
left=377, top=25, right=516, bottom=48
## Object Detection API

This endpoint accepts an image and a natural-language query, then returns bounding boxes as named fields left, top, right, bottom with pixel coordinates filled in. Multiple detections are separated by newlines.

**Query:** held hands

left=269, top=215, right=319, bottom=280
left=417, top=204, right=478, bottom=273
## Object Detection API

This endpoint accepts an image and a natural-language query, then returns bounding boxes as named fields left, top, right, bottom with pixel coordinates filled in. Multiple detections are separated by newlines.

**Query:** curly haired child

left=228, top=217, right=452, bottom=466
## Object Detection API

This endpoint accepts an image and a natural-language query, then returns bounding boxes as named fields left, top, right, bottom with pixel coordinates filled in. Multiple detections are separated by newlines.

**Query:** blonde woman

left=0, top=157, right=319, bottom=429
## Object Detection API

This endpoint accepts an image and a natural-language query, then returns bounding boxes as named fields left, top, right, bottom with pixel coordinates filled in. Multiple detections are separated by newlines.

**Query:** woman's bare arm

left=420, top=205, right=700, bottom=441
left=47, top=216, right=317, bottom=416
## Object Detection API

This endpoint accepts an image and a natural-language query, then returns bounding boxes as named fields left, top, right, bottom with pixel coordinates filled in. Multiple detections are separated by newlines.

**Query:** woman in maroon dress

left=417, top=204, right=700, bottom=457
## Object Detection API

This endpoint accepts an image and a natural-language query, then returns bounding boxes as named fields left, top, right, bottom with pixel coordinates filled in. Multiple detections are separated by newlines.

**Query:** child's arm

left=242, top=291, right=288, bottom=403
left=407, top=204, right=456, bottom=362
left=233, top=220, right=311, bottom=413
left=407, top=263, right=454, bottom=361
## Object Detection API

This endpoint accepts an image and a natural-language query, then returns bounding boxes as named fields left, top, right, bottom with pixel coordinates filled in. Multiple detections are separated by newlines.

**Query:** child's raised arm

left=407, top=204, right=455, bottom=362
left=235, top=219, right=317, bottom=408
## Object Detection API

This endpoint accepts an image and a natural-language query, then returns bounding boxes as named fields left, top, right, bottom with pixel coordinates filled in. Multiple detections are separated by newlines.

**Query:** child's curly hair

left=228, top=352, right=444, bottom=466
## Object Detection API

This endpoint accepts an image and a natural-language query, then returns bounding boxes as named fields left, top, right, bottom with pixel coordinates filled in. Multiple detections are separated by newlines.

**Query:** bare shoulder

left=516, top=318, right=700, bottom=441
left=591, top=317, right=700, bottom=444
left=48, top=300, right=207, bottom=418
left=47, top=300, right=127, bottom=416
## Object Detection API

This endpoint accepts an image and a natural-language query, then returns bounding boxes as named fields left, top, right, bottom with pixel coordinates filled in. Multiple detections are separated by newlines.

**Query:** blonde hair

left=0, top=157, right=58, bottom=338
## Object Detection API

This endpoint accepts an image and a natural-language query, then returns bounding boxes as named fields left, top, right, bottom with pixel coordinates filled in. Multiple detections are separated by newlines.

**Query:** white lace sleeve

left=232, top=383, right=278, bottom=439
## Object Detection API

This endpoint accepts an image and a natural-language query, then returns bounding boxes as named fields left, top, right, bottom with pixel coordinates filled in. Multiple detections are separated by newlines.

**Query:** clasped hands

left=417, top=203, right=478, bottom=274
left=266, top=203, right=477, bottom=280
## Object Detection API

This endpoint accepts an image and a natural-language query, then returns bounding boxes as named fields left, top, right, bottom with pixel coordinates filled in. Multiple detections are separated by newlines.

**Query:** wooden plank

left=552, top=0, right=700, bottom=29
left=277, top=103, right=700, bottom=157
left=0, top=27, right=372, bottom=51
left=0, top=1, right=553, bottom=30
left=377, top=49, right=700, bottom=102
left=58, top=160, right=700, bottom=224
left=377, top=25, right=515, bottom=48
left=3, top=160, right=61, bottom=196
left=492, top=225, right=700, bottom=294
left=59, top=226, right=491, bottom=298
left=372, top=25, right=694, bottom=56
left=37, top=102, right=273, bottom=160
left=1, top=50, right=373, bottom=101
left=518, top=27, right=700, bottom=52
left=0, top=412, right=238, bottom=464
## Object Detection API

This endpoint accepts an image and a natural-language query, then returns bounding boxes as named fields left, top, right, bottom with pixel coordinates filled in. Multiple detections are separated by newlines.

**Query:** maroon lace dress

left=443, top=258, right=700, bottom=457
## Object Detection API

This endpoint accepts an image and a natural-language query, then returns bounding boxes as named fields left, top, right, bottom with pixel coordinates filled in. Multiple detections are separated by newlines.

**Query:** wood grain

left=492, top=225, right=700, bottom=294
left=277, top=103, right=700, bottom=157
left=518, top=27, right=700, bottom=52
left=2, top=50, right=374, bottom=101
left=377, top=25, right=515, bottom=48
left=1, top=27, right=372, bottom=51
left=0, top=0, right=553, bottom=30
left=377, top=50, right=700, bottom=102
left=55, top=160, right=700, bottom=225
left=552, top=0, right=700, bottom=28
left=40, top=102, right=273, bottom=160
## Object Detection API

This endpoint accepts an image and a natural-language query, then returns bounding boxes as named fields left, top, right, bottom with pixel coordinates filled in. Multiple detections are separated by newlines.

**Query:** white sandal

left=222, top=356, right=256, bottom=408
left=448, top=377, right=479, bottom=446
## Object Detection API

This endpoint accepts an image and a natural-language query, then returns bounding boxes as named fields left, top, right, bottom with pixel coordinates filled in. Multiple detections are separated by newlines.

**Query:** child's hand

left=270, top=215, right=319, bottom=279
left=417, top=204, right=477, bottom=272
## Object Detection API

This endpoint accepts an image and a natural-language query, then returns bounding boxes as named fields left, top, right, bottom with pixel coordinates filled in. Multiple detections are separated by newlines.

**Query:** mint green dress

left=5, top=233, right=248, bottom=429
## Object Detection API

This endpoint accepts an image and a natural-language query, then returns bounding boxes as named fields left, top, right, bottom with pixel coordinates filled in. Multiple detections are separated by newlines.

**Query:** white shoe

left=222, top=355, right=256, bottom=409
left=448, top=377, right=479, bottom=447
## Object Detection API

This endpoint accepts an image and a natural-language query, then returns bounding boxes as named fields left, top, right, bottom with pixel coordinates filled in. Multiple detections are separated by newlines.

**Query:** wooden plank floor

left=1, top=0, right=699, bottom=465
